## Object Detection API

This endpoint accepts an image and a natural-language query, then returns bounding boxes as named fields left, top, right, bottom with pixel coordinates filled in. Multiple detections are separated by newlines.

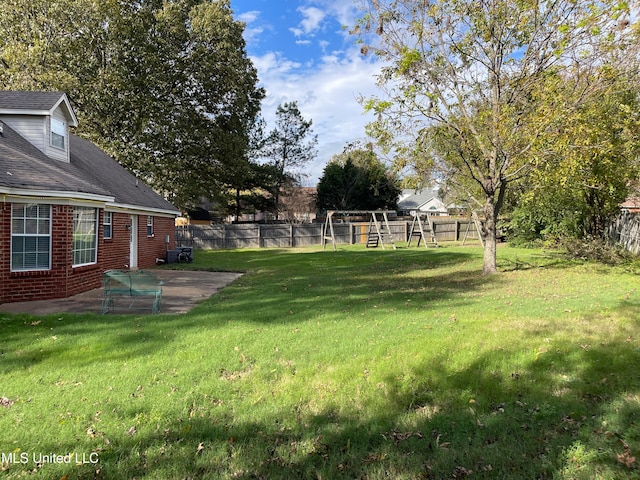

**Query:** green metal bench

left=101, top=270, right=163, bottom=314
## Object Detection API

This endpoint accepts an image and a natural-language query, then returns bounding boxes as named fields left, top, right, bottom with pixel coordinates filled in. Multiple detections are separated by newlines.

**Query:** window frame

left=50, top=117, right=66, bottom=150
left=146, top=215, right=154, bottom=237
left=103, top=211, right=113, bottom=239
left=73, top=207, right=98, bottom=267
left=10, top=203, right=52, bottom=272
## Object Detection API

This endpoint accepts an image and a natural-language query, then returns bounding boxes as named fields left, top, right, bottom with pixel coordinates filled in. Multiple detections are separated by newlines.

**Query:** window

left=11, top=204, right=51, bottom=271
left=50, top=118, right=66, bottom=149
left=73, top=207, right=98, bottom=266
left=147, top=216, right=154, bottom=237
left=103, top=211, right=112, bottom=239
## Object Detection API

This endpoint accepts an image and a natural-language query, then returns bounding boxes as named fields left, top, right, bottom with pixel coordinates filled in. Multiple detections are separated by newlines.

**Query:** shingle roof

left=0, top=91, right=68, bottom=111
left=398, top=189, right=440, bottom=210
left=0, top=90, right=178, bottom=214
left=70, top=135, right=178, bottom=213
left=0, top=122, right=112, bottom=198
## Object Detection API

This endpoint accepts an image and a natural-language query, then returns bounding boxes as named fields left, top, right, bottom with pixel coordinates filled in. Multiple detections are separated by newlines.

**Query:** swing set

left=322, top=209, right=485, bottom=251
left=322, top=210, right=397, bottom=251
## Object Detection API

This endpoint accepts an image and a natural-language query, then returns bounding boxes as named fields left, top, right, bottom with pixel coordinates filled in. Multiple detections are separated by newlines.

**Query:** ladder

left=462, top=211, right=485, bottom=247
left=366, top=212, right=396, bottom=249
left=322, top=211, right=338, bottom=251
left=407, top=213, right=438, bottom=248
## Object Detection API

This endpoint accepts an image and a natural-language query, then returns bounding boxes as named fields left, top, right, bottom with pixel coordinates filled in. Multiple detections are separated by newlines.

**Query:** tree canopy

left=316, top=147, right=400, bottom=211
left=509, top=70, right=640, bottom=243
left=260, top=101, right=318, bottom=218
left=0, top=0, right=264, bottom=209
left=357, top=0, right=640, bottom=273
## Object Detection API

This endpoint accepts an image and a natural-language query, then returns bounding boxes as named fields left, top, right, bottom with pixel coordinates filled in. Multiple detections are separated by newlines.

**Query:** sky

left=229, top=0, right=384, bottom=186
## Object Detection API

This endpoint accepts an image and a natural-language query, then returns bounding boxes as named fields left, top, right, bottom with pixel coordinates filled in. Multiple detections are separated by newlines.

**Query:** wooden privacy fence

left=608, top=211, right=640, bottom=255
left=175, top=217, right=482, bottom=250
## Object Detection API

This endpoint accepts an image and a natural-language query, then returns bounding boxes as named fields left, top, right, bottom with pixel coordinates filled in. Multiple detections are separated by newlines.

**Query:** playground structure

left=461, top=211, right=485, bottom=247
left=407, top=212, right=438, bottom=248
left=322, top=210, right=485, bottom=251
left=323, top=211, right=397, bottom=251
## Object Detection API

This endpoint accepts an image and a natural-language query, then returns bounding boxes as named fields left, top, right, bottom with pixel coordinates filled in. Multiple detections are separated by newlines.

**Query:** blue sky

left=229, top=0, right=383, bottom=185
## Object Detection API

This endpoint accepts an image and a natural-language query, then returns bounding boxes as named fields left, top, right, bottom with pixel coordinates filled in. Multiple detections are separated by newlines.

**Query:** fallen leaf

left=618, top=450, right=636, bottom=468
left=196, top=443, right=205, bottom=455
left=126, top=426, right=136, bottom=436
left=30, top=320, right=41, bottom=326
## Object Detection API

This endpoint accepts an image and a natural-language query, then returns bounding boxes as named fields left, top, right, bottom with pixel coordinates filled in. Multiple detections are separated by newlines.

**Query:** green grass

left=1, top=245, right=639, bottom=479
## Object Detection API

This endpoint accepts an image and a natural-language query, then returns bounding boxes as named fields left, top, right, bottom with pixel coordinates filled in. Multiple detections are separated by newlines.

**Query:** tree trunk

left=234, top=188, right=241, bottom=222
left=482, top=191, right=501, bottom=275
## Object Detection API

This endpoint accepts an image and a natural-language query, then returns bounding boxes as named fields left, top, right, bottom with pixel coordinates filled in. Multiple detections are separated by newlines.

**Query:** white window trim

left=50, top=117, right=66, bottom=150
left=73, top=207, right=98, bottom=267
left=10, top=204, right=52, bottom=272
left=103, top=211, right=113, bottom=239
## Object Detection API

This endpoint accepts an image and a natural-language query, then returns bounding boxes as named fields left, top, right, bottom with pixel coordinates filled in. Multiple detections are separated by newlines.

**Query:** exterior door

left=129, top=215, right=138, bottom=269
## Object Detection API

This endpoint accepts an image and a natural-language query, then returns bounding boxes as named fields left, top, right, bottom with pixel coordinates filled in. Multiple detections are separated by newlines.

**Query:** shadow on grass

left=3, top=248, right=637, bottom=478
left=24, top=324, right=639, bottom=479
left=0, top=313, right=198, bottom=374
left=0, top=249, right=484, bottom=377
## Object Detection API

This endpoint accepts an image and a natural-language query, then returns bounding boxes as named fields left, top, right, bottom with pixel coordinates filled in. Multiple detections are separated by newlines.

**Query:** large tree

left=356, top=0, right=638, bottom=274
left=260, top=101, right=318, bottom=218
left=510, top=70, right=640, bottom=242
left=0, top=0, right=264, bottom=209
left=316, top=147, right=400, bottom=211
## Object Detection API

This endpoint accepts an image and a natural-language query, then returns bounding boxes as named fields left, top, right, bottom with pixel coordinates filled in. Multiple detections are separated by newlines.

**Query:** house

left=279, top=186, right=317, bottom=223
left=0, top=91, right=180, bottom=305
left=396, top=188, right=449, bottom=216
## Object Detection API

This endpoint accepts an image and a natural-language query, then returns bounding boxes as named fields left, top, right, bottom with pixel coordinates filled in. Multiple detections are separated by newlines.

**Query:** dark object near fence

left=101, top=270, right=163, bottom=314
left=167, top=247, right=194, bottom=264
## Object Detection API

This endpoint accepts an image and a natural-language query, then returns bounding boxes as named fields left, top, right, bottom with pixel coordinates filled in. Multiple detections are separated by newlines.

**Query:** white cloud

left=236, top=0, right=385, bottom=185
left=292, top=6, right=326, bottom=37
left=235, top=10, right=274, bottom=49
left=252, top=46, right=383, bottom=184
left=236, top=10, right=260, bottom=24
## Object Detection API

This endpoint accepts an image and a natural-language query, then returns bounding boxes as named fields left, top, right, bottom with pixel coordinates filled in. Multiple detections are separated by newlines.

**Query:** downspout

left=0, top=198, right=6, bottom=304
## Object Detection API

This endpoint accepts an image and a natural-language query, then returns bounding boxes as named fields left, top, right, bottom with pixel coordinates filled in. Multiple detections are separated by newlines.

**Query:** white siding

left=0, top=108, right=71, bottom=163
left=1, top=114, right=48, bottom=152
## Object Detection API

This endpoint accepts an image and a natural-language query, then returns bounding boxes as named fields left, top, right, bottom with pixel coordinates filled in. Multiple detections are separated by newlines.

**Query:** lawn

left=1, top=245, right=639, bottom=479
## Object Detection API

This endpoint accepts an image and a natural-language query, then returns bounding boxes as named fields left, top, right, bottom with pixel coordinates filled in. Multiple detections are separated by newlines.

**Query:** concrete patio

left=0, top=270, right=243, bottom=316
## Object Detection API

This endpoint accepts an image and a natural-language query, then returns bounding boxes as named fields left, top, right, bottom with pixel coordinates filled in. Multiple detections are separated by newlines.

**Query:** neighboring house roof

left=397, top=188, right=447, bottom=212
left=621, top=197, right=640, bottom=211
left=0, top=91, right=178, bottom=215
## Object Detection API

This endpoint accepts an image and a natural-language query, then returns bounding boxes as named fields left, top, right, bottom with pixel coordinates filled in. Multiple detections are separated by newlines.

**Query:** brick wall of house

left=137, top=215, right=176, bottom=268
left=0, top=203, right=176, bottom=305
left=100, top=212, right=133, bottom=271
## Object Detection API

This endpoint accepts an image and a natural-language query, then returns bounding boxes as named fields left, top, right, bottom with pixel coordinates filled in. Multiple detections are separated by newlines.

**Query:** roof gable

left=0, top=122, right=112, bottom=199
left=0, top=91, right=78, bottom=126
left=0, top=91, right=178, bottom=215
left=398, top=189, right=442, bottom=210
